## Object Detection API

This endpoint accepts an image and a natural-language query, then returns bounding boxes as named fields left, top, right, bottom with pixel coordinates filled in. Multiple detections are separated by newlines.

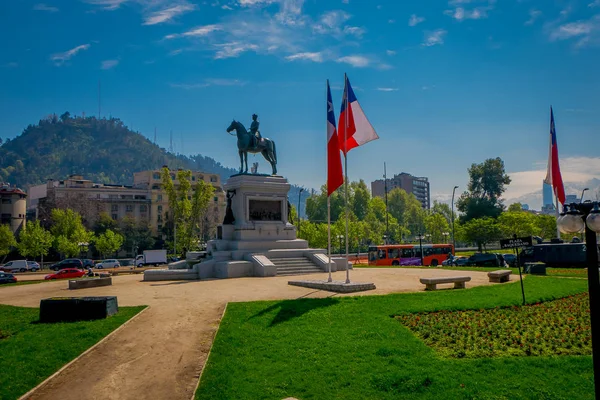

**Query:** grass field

left=196, top=277, right=592, bottom=400
left=0, top=304, right=145, bottom=400
left=353, top=264, right=588, bottom=278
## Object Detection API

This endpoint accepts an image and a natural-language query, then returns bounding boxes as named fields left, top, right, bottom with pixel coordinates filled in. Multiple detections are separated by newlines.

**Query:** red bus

left=368, top=244, right=454, bottom=267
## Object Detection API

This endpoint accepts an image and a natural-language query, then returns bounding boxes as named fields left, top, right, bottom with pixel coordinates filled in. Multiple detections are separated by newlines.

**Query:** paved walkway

left=0, top=268, right=504, bottom=400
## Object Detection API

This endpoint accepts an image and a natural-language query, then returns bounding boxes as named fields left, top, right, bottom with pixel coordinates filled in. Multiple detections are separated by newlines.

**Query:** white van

left=1, top=260, right=29, bottom=273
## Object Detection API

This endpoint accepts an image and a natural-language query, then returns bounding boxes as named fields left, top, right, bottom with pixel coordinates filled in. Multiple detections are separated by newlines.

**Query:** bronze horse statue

left=226, top=120, right=277, bottom=175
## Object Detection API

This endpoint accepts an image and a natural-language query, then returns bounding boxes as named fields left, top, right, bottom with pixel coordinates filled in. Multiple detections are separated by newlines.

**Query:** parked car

left=95, top=259, right=120, bottom=269
left=1, top=260, right=30, bottom=273
left=502, top=253, right=517, bottom=267
left=442, top=256, right=469, bottom=266
left=81, top=259, right=95, bottom=268
left=26, top=261, right=40, bottom=272
left=50, top=259, right=84, bottom=271
left=45, top=268, right=86, bottom=280
left=467, top=253, right=504, bottom=267
left=0, top=272, right=17, bottom=284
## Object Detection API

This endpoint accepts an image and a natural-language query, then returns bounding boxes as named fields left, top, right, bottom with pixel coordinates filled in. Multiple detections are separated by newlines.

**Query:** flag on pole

left=338, top=75, right=379, bottom=154
left=327, top=81, right=343, bottom=196
left=543, top=107, right=566, bottom=205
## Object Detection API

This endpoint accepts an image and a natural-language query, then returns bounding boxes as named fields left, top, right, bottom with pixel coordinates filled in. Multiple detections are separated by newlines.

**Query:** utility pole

left=384, top=162, right=389, bottom=244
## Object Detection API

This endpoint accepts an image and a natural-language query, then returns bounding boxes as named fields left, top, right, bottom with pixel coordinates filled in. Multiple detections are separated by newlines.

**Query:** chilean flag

left=338, top=75, right=379, bottom=155
left=327, top=80, right=343, bottom=196
left=544, top=107, right=566, bottom=205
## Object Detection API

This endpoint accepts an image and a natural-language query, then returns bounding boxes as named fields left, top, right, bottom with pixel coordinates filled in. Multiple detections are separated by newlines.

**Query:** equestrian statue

left=226, top=114, right=278, bottom=175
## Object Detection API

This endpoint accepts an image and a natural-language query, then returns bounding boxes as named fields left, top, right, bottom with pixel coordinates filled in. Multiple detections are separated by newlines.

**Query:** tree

left=507, top=203, right=523, bottom=212
left=459, top=217, right=501, bottom=251
left=306, top=183, right=345, bottom=223
left=59, top=111, right=71, bottom=122
left=425, top=212, right=450, bottom=244
left=387, top=188, right=426, bottom=237
left=51, top=208, right=94, bottom=257
left=94, top=229, right=124, bottom=257
left=17, top=221, right=53, bottom=260
left=161, top=167, right=214, bottom=255
left=120, top=217, right=155, bottom=254
left=0, top=224, right=16, bottom=258
left=351, top=180, right=370, bottom=220
left=497, top=211, right=539, bottom=238
left=535, top=214, right=557, bottom=240
left=94, top=212, right=118, bottom=235
left=431, top=200, right=453, bottom=225
left=457, top=158, right=511, bottom=222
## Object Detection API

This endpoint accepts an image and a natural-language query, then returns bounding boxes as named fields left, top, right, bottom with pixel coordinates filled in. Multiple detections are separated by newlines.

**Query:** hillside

left=0, top=113, right=238, bottom=187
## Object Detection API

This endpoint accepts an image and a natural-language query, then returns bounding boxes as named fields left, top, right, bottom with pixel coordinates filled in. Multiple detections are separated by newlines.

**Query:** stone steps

left=269, top=257, right=324, bottom=276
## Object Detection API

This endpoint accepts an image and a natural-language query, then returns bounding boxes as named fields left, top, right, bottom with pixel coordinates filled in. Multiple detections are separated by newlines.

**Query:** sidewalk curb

left=190, top=302, right=229, bottom=400
left=19, top=305, right=150, bottom=400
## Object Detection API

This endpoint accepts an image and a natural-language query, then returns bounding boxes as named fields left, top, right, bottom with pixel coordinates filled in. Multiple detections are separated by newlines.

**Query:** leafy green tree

left=94, top=229, right=124, bottom=257
left=120, top=217, right=155, bottom=254
left=431, top=200, right=453, bottom=225
left=94, top=212, right=118, bottom=235
left=507, top=203, right=523, bottom=212
left=351, top=180, right=370, bottom=220
left=50, top=208, right=94, bottom=257
left=17, top=221, right=53, bottom=260
left=457, top=158, right=511, bottom=222
left=387, top=188, right=426, bottom=237
left=161, top=167, right=214, bottom=256
left=306, top=183, right=345, bottom=223
left=459, top=217, right=501, bottom=251
left=0, top=224, right=16, bottom=257
left=497, top=211, right=538, bottom=238
left=535, top=214, right=557, bottom=240
left=424, top=212, right=450, bottom=244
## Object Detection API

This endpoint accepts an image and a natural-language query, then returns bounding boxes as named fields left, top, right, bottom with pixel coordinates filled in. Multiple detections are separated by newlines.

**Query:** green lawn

left=353, top=264, right=588, bottom=278
left=196, top=277, right=592, bottom=400
left=0, top=304, right=145, bottom=400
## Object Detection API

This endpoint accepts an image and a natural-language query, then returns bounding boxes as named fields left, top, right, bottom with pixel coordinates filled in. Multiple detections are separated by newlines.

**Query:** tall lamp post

left=442, top=232, right=449, bottom=244
left=581, top=187, right=589, bottom=203
left=297, top=188, right=304, bottom=232
left=451, top=185, right=459, bottom=251
left=558, top=201, right=600, bottom=397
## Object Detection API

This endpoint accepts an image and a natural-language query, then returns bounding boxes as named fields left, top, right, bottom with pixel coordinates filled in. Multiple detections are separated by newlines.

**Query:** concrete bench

left=488, top=269, right=511, bottom=283
left=420, top=276, right=471, bottom=291
left=68, top=277, right=112, bottom=290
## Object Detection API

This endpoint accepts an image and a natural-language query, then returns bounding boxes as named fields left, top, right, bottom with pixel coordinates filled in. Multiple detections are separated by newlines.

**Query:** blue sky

left=1, top=0, right=599, bottom=209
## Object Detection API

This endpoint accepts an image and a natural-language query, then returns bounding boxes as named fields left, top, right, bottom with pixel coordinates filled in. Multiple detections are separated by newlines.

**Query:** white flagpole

left=344, top=73, right=350, bottom=284
left=326, top=79, right=333, bottom=283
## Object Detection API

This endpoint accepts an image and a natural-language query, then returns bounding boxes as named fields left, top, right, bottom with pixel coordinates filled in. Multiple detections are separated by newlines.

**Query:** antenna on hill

left=98, top=79, right=101, bottom=119
left=180, top=132, right=184, bottom=156
left=169, top=130, right=174, bottom=153
left=154, top=127, right=157, bottom=145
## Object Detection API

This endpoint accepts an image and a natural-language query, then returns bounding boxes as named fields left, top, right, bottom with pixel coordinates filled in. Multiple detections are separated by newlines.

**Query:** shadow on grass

left=249, top=297, right=340, bottom=327
left=149, top=281, right=194, bottom=286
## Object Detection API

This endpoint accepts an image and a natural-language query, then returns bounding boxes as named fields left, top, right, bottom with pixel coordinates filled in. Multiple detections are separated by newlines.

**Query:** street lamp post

left=451, top=185, right=459, bottom=251
left=337, top=235, right=344, bottom=255
left=558, top=201, right=600, bottom=397
left=442, top=232, right=449, bottom=244
left=298, top=188, right=304, bottom=232
left=581, top=187, right=589, bottom=203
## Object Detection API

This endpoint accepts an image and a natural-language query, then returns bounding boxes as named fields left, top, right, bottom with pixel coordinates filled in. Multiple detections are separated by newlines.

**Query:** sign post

left=499, top=236, right=533, bottom=305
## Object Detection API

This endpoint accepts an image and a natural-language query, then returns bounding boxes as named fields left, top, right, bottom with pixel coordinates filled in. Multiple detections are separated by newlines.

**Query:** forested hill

left=0, top=113, right=238, bottom=187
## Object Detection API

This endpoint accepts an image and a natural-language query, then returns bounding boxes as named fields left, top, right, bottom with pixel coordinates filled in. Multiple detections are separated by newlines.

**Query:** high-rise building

left=542, top=182, right=554, bottom=206
left=371, top=172, right=430, bottom=209
left=565, top=194, right=578, bottom=204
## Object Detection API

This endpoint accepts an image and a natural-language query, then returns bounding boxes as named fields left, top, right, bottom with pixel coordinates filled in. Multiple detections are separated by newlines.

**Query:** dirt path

left=0, top=268, right=505, bottom=400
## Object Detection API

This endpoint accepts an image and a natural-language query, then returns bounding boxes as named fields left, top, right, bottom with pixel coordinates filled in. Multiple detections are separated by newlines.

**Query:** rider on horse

left=249, top=113, right=261, bottom=148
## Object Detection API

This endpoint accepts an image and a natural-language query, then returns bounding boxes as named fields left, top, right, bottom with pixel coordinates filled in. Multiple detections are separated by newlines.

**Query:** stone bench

left=68, top=277, right=112, bottom=290
left=420, top=276, right=471, bottom=291
left=488, top=269, right=511, bottom=283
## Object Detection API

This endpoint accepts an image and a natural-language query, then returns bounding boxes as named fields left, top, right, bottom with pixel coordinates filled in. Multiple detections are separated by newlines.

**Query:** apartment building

left=0, top=184, right=27, bottom=233
left=371, top=172, right=431, bottom=209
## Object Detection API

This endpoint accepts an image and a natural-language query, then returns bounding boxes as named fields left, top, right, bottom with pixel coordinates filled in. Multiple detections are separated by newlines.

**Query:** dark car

left=0, top=272, right=17, bottom=284
left=467, top=253, right=503, bottom=267
left=502, top=253, right=517, bottom=267
left=81, top=259, right=95, bottom=268
left=50, top=259, right=84, bottom=271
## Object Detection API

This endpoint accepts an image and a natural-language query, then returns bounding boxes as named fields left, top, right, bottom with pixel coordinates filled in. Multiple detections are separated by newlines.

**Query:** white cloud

left=83, top=0, right=128, bottom=11
left=444, top=0, right=495, bottom=21
left=343, top=26, right=366, bottom=38
left=33, top=3, right=59, bottom=12
left=170, top=78, right=246, bottom=89
left=505, top=157, right=600, bottom=200
left=386, top=49, right=396, bottom=55
left=165, top=24, right=221, bottom=39
left=143, top=3, right=196, bottom=25
left=525, top=9, right=541, bottom=26
left=222, top=5, right=233, bottom=10
left=285, top=52, right=323, bottom=62
left=376, top=87, right=398, bottom=92
left=422, top=29, right=447, bottom=46
left=336, top=55, right=370, bottom=67
left=101, top=59, right=119, bottom=69
left=238, top=0, right=276, bottom=6
left=377, top=63, right=392, bottom=70
left=50, top=44, right=90, bottom=65
left=388, top=19, right=395, bottom=24
left=591, top=0, right=600, bottom=8
left=214, top=42, right=259, bottom=59
left=408, top=14, right=425, bottom=27
left=547, top=15, right=600, bottom=48
left=313, top=10, right=351, bottom=34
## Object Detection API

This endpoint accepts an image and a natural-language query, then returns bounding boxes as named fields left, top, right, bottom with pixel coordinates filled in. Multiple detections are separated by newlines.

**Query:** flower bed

left=397, top=293, right=591, bottom=358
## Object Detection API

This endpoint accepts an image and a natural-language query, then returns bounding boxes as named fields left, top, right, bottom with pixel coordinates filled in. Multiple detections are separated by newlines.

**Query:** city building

left=565, top=194, right=579, bottom=204
left=541, top=204, right=556, bottom=215
left=542, top=182, right=554, bottom=207
left=0, top=184, right=27, bottom=234
left=27, top=170, right=225, bottom=239
left=371, top=172, right=430, bottom=209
